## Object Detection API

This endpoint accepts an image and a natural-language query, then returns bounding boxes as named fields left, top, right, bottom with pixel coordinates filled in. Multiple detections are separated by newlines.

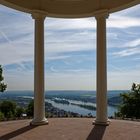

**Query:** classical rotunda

left=0, top=0, right=139, bottom=126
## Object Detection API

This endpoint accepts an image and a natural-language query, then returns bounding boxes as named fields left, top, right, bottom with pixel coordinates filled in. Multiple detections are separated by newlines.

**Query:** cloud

left=108, top=64, right=125, bottom=73
left=113, top=4, right=140, bottom=17
left=45, top=70, right=95, bottom=90
left=0, top=5, right=96, bottom=66
left=112, top=48, right=140, bottom=57
left=46, top=55, right=71, bottom=61
left=45, top=17, right=96, bottom=31
left=111, top=38, right=140, bottom=57
left=0, top=4, right=140, bottom=90
left=124, top=38, right=140, bottom=48
left=0, top=41, right=34, bottom=65
left=108, top=68, right=140, bottom=90
left=108, top=15, right=140, bottom=28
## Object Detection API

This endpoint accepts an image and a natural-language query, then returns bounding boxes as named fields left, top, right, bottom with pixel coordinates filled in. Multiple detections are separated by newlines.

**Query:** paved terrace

left=0, top=118, right=140, bottom=140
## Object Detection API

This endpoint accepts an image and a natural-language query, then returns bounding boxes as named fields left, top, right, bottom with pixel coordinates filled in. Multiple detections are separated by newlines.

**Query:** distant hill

left=108, top=96, right=122, bottom=107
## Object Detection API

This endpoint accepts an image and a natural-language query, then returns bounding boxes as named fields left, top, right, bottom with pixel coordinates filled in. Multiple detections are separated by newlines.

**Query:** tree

left=26, top=100, right=34, bottom=117
left=16, top=107, right=25, bottom=117
left=116, top=83, right=140, bottom=119
left=0, top=100, right=17, bottom=118
left=0, top=65, right=7, bottom=92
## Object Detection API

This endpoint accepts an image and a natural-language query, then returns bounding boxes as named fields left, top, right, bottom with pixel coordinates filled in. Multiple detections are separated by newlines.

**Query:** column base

left=30, top=118, right=49, bottom=126
left=93, top=119, right=110, bottom=126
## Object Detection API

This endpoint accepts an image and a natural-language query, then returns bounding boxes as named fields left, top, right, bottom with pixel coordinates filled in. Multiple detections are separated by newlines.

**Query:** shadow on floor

left=0, top=125, right=37, bottom=140
left=86, top=125, right=107, bottom=140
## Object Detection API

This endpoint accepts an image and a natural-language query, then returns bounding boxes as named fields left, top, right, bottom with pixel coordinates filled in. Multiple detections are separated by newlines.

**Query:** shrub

left=116, top=83, right=140, bottom=119
left=26, top=100, right=34, bottom=117
left=0, top=112, right=4, bottom=121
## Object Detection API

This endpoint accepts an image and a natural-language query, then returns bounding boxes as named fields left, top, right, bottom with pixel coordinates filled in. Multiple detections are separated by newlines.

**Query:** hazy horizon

left=3, top=89, right=129, bottom=92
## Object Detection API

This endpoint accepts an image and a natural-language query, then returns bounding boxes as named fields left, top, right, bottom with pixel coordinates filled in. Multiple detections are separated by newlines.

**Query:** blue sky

left=0, top=4, right=140, bottom=90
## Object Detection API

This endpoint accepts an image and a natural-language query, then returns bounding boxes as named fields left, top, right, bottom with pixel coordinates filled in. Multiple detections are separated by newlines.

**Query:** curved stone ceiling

left=0, top=0, right=140, bottom=17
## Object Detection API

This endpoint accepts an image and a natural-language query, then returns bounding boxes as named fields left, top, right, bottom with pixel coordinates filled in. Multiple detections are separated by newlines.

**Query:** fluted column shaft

left=31, top=13, right=48, bottom=125
left=93, top=12, right=110, bottom=125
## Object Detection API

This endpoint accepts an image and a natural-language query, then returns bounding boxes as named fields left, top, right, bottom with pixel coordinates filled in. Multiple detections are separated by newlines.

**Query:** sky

left=0, top=4, right=140, bottom=91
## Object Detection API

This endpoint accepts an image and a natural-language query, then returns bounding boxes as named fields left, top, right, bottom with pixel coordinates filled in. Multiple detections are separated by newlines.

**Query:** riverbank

left=0, top=90, right=123, bottom=117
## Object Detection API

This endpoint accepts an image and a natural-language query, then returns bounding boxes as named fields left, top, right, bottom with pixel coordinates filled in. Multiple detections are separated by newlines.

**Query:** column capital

left=95, top=10, right=109, bottom=20
left=31, top=10, right=46, bottom=20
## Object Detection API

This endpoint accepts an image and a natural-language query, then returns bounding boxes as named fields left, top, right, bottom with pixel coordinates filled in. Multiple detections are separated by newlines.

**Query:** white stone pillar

left=31, top=13, right=48, bottom=125
left=93, top=12, right=110, bottom=125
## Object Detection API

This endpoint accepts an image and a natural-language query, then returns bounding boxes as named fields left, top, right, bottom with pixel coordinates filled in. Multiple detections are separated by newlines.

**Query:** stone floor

left=0, top=118, right=140, bottom=140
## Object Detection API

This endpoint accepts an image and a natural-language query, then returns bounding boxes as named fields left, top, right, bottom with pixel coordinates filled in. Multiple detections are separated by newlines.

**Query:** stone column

left=93, top=12, right=110, bottom=125
left=31, top=13, right=48, bottom=125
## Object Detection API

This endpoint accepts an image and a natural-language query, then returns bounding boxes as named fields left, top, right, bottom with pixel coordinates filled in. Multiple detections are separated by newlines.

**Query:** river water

left=0, top=90, right=120, bottom=117
left=46, top=99, right=117, bottom=117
